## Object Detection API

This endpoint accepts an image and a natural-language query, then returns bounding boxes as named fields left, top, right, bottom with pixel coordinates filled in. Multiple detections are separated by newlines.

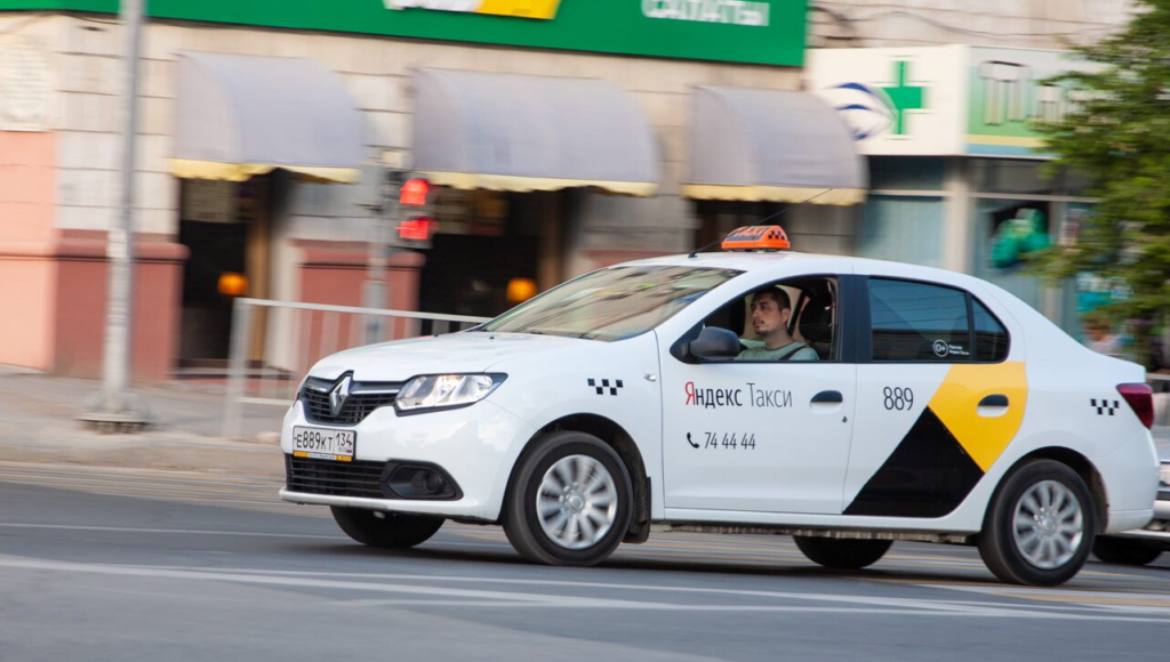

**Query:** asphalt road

left=1, top=462, right=1168, bottom=662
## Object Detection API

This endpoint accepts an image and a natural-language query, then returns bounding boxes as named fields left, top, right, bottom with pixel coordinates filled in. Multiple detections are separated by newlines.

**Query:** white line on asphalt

left=138, top=562, right=1159, bottom=609
left=0, top=522, right=341, bottom=540
left=934, top=583, right=1170, bottom=612
left=16, top=556, right=1163, bottom=622
left=325, top=598, right=978, bottom=614
left=0, top=521, right=522, bottom=554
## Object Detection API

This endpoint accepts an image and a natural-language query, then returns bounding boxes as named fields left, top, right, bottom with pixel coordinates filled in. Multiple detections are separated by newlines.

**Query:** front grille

left=285, top=455, right=386, bottom=498
left=299, top=377, right=402, bottom=425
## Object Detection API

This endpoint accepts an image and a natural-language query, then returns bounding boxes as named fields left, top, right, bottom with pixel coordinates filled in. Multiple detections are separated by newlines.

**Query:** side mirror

left=689, top=326, right=740, bottom=361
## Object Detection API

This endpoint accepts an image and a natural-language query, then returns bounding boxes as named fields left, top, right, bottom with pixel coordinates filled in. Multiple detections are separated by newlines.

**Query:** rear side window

left=972, top=298, right=1009, bottom=361
left=868, top=278, right=1009, bottom=363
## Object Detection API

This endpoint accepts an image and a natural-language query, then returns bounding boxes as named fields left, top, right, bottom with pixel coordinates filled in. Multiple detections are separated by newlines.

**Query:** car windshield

left=480, top=265, right=742, bottom=341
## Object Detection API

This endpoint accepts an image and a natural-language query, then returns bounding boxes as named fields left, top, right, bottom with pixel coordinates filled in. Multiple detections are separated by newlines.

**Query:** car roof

left=615, top=251, right=973, bottom=285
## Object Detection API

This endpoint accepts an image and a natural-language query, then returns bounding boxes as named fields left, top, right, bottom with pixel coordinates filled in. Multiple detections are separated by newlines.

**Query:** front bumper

left=279, top=399, right=523, bottom=521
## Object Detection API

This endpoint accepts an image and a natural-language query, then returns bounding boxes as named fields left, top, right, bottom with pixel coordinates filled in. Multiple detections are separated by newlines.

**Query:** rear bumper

left=1104, top=490, right=1170, bottom=547
left=1157, top=492, right=1170, bottom=519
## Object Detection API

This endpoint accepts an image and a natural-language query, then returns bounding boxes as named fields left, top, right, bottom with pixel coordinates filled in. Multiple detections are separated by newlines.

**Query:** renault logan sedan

left=280, top=226, right=1160, bottom=586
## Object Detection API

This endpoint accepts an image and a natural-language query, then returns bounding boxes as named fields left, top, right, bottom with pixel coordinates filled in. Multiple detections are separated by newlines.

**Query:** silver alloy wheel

left=1011, top=479, right=1084, bottom=570
left=536, top=454, right=618, bottom=550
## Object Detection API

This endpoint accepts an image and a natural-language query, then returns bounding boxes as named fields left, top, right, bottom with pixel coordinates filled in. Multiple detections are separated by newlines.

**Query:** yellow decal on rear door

left=928, top=361, right=1028, bottom=472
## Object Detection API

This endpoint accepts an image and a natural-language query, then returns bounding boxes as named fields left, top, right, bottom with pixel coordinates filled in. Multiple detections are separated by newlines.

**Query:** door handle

left=979, top=394, right=1009, bottom=408
left=812, top=390, right=843, bottom=404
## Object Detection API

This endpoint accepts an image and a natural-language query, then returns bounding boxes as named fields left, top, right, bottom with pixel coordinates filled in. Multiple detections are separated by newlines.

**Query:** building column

left=941, top=158, right=974, bottom=274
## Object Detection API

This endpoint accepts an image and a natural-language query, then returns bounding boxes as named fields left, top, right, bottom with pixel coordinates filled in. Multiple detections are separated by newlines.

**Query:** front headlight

left=394, top=373, right=506, bottom=413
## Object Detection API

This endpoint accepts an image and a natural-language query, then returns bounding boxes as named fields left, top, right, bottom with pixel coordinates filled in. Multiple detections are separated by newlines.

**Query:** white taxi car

left=280, top=226, right=1160, bottom=585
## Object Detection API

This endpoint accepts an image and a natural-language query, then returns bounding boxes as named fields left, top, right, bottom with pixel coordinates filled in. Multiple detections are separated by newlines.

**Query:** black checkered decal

left=1091, top=398, right=1120, bottom=416
left=588, top=378, right=624, bottom=396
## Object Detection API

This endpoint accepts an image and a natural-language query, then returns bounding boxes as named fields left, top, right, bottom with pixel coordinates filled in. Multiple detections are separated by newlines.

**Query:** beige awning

left=412, top=69, right=659, bottom=196
left=170, top=52, right=365, bottom=184
left=684, top=86, right=867, bottom=205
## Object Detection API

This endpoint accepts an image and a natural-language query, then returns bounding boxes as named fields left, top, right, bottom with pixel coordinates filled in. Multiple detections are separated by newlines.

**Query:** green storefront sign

left=0, top=0, right=808, bottom=66
left=965, top=47, right=1086, bottom=157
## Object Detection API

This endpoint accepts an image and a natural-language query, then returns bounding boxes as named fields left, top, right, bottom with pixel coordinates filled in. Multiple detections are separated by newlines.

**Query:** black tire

left=1092, top=536, right=1163, bottom=566
left=978, top=459, right=1096, bottom=586
left=503, top=430, right=633, bottom=566
left=793, top=536, right=892, bottom=570
left=330, top=507, right=444, bottom=549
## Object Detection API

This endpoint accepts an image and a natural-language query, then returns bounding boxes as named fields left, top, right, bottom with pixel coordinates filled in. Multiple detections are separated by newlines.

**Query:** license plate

left=292, top=426, right=356, bottom=462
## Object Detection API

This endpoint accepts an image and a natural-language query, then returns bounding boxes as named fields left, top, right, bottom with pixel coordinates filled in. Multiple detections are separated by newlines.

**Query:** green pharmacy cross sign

left=881, top=60, right=926, bottom=136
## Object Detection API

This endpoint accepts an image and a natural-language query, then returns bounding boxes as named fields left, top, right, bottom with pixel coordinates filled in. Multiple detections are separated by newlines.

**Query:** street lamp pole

left=364, top=169, right=403, bottom=344
left=82, top=0, right=148, bottom=430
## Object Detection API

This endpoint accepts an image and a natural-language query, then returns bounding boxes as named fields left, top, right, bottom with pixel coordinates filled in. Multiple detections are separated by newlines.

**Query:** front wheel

left=503, top=431, right=633, bottom=566
left=331, top=507, right=444, bottom=549
left=1092, top=536, right=1163, bottom=566
left=978, top=459, right=1095, bottom=586
left=793, top=536, right=892, bottom=570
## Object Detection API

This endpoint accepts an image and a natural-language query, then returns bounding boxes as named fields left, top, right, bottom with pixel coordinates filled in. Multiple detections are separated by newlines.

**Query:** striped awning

left=170, top=52, right=365, bottom=184
left=412, top=68, right=659, bottom=196
left=684, top=86, right=867, bottom=205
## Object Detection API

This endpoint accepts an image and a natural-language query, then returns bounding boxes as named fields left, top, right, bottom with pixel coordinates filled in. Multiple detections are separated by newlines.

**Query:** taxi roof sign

left=721, top=225, right=791, bottom=252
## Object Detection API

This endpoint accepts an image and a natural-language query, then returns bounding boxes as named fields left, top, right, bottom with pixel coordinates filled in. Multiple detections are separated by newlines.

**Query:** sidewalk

left=0, top=369, right=286, bottom=478
left=2, top=368, right=1168, bottom=479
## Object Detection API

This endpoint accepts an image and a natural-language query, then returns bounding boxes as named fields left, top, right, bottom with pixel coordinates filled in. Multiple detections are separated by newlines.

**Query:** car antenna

left=688, top=188, right=835, bottom=258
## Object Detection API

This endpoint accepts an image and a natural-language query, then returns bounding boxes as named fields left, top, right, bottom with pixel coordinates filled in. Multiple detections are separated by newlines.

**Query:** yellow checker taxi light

left=721, top=225, right=791, bottom=252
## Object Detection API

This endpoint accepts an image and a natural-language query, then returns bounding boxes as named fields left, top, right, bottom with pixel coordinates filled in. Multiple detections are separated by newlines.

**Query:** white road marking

left=0, top=522, right=341, bottom=540
left=933, top=583, right=1170, bottom=614
left=0, top=521, right=522, bottom=553
left=0, top=555, right=1166, bottom=622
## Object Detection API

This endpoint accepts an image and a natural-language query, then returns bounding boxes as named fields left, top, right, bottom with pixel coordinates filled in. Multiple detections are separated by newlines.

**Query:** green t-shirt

left=736, top=339, right=819, bottom=362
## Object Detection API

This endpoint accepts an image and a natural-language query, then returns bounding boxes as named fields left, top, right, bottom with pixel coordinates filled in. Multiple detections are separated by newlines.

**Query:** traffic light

left=396, top=176, right=435, bottom=247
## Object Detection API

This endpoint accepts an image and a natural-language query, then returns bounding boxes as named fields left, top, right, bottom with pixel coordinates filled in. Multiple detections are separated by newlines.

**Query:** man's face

left=750, top=293, right=789, bottom=336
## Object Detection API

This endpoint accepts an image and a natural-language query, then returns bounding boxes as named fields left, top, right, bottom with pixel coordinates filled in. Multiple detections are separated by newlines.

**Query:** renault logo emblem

left=330, top=375, right=353, bottom=417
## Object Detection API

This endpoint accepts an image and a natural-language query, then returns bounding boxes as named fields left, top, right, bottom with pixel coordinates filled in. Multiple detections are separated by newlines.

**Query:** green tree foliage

left=1031, top=0, right=1170, bottom=365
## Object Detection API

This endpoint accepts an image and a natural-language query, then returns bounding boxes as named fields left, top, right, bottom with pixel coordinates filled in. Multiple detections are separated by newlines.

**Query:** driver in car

left=736, top=287, right=819, bottom=362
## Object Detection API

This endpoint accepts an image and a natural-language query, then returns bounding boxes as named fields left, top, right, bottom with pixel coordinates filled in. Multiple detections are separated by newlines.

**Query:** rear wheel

left=793, top=536, right=892, bottom=570
left=978, top=459, right=1095, bottom=585
left=1092, top=537, right=1163, bottom=566
left=331, top=507, right=444, bottom=549
left=503, top=431, right=633, bottom=566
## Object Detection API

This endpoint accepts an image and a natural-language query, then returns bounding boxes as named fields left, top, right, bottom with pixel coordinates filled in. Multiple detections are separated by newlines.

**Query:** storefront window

left=972, top=198, right=1050, bottom=312
left=857, top=195, right=945, bottom=267
left=869, top=157, right=946, bottom=191
left=973, top=159, right=1051, bottom=195
left=973, top=159, right=1092, bottom=197
left=970, top=159, right=1100, bottom=336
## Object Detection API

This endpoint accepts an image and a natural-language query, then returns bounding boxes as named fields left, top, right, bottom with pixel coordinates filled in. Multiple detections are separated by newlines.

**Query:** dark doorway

left=176, top=177, right=269, bottom=367
left=418, top=190, right=555, bottom=318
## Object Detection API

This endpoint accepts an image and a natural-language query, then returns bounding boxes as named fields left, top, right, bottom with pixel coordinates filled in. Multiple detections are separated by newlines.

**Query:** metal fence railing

left=221, top=298, right=488, bottom=438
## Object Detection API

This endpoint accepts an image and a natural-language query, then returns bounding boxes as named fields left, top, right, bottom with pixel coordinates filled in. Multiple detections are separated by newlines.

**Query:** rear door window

left=868, top=278, right=972, bottom=362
